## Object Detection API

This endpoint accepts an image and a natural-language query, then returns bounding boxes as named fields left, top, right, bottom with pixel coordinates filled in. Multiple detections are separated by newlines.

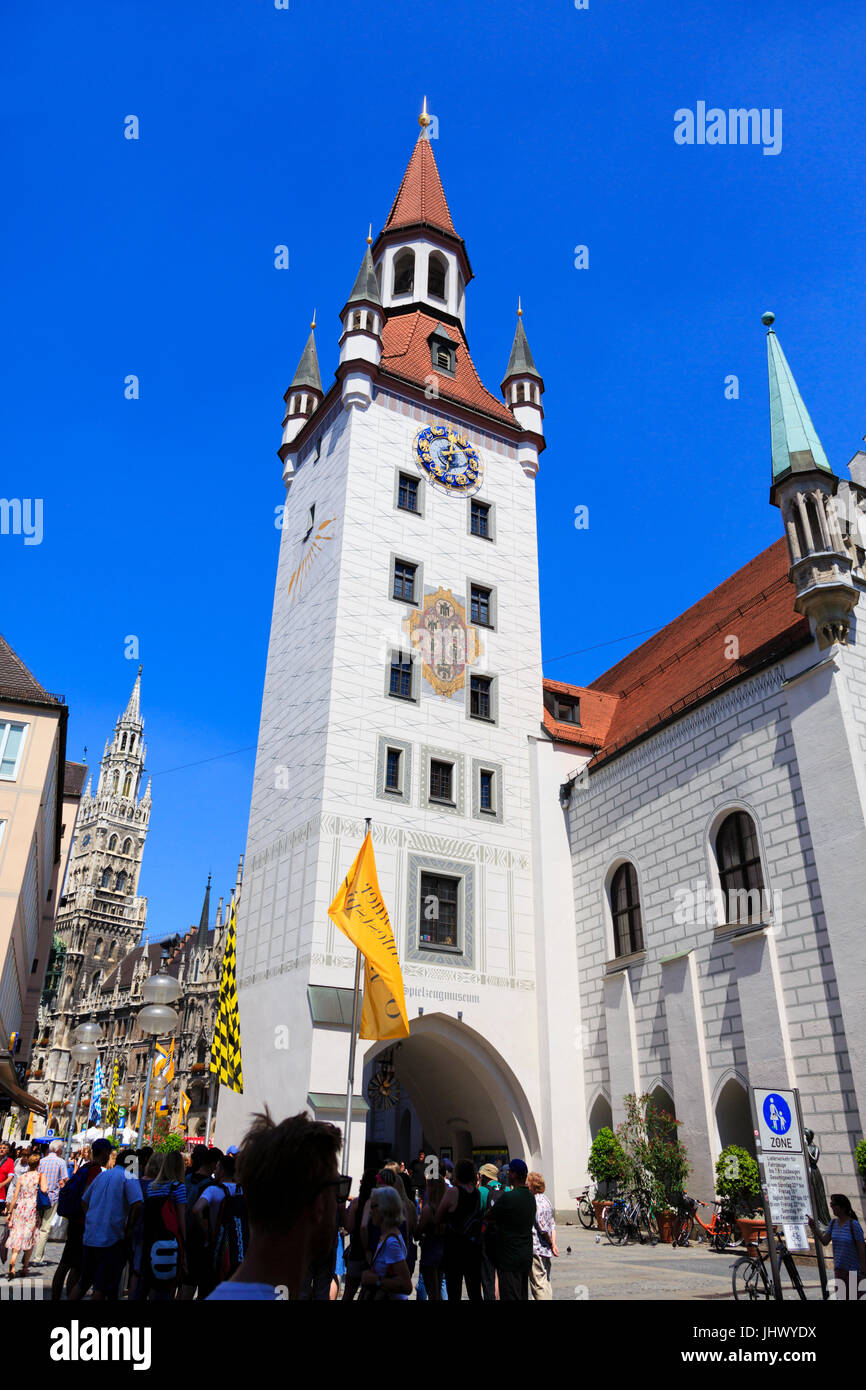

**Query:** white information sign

left=752, top=1087, right=812, bottom=1253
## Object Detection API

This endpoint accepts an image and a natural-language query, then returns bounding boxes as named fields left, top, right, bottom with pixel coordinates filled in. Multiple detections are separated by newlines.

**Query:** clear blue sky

left=3, top=1, right=864, bottom=940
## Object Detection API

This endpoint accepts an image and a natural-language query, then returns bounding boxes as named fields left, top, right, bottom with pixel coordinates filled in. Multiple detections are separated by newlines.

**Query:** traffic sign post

left=793, top=1088, right=828, bottom=1300
left=749, top=1085, right=824, bottom=1300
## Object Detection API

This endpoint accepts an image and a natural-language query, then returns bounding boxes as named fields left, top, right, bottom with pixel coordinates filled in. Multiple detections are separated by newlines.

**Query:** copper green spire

left=764, top=311, right=832, bottom=482
left=290, top=323, right=322, bottom=393
left=345, top=243, right=382, bottom=310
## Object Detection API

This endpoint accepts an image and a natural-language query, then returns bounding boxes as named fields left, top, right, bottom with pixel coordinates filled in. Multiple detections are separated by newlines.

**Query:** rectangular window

left=0, top=723, right=26, bottom=780
left=554, top=697, right=580, bottom=724
left=385, top=748, right=401, bottom=792
left=429, top=760, right=453, bottom=803
left=470, top=584, right=492, bottom=627
left=389, top=652, right=413, bottom=699
left=419, top=872, right=459, bottom=948
left=470, top=675, right=492, bottom=721
left=470, top=500, right=490, bottom=538
left=479, top=770, right=494, bottom=811
left=392, top=560, right=417, bottom=602
left=398, top=474, right=419, bottom=513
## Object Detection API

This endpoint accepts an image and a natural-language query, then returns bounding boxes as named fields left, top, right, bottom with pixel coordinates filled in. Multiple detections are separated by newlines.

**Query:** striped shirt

left=829, top=1217, right=865, bottom=1273
left=38, top=1152, right=67, bottom=1205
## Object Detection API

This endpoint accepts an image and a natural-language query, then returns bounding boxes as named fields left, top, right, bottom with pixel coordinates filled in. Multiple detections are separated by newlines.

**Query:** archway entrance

left=362, top=1013, right=539, bottom=1172
left=715, top=1077, right=755, bottom=1154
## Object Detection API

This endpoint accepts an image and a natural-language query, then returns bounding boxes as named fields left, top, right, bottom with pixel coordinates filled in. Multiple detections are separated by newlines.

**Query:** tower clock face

left=414, top=425, right=483, bottom=495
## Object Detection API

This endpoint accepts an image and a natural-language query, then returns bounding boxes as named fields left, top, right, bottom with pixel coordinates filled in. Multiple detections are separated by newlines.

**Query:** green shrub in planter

left=153, top=1132, right=185, bottom=1155
left=715, top=1144, right=761, bottom=1217
left=856, top=1140, right=866, bottom=1182
left=588, top=1127, right=626, bottom=1196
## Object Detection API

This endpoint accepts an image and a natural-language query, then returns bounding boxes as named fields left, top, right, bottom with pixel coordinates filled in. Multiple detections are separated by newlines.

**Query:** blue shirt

left=207, top=1282, right=284, bottom=1301
left=82, top=1167, right=143, bottom=1247
left=829, top=1217, right=865, bottom=1272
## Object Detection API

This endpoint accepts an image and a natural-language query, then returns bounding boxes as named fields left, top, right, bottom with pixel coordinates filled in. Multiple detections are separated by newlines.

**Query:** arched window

left=108, top=939, right=117, bottom=959
left=94, top=937, right=103, bottom=957
left=789, top=505, right=808, bottom=558
left=716, top=811, right=765, bottom=924
left=112, top=771, right=119, bottom=794
left=108, top=834, right=117, bottom=851
left=393, top=249, right=415, bottom=296
left=805, top=497, right=825, bottom=551
left=610, top=863, right=644, bottom=956
left=120, top=733, right=127, bottom=751
left=100, top=868, right=112, bottom=888
left=115, top=871, right=126, bottom=893
left=196, top=1037, right=207, bottom=1065
left=122, top=837, right=132, bottom=855
left=427, top=252, right=447, bottom=300
left=91, top=971, right=101, bottom=994
left=122, top=773, right=132, bottom=798
left=193, top=958, right=200, bottom=983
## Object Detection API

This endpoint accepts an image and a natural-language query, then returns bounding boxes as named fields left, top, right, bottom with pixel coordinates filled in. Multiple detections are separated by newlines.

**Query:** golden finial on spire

left=419, top=96, right=431, bottom=132
left=517, top=296, right=523, bottom=318
left=311, top=309, right=317, bottom=330
left=366, top=223, right=373, bottom=245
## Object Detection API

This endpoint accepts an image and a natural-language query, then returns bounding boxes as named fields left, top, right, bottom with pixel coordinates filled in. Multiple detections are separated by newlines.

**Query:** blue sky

left=3, top=1, right=864, bottom=940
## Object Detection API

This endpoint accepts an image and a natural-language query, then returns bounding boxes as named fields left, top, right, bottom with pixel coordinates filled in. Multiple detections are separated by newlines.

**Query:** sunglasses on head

left=311, top=1174, right=351, bottom=1202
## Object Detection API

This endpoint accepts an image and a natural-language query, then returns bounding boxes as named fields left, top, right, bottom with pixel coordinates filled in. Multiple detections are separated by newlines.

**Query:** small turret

left=765, top=311, right=859, bottom=648
left=279, top=316, right=323, bottom=458
left=338, top=230, right=383, bottom=410
left=502, top=301, right=545, bottom=474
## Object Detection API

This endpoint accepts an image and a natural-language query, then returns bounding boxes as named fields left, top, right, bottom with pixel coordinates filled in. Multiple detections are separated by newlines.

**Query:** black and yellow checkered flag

left=210, top=897, right=244, bottom=1093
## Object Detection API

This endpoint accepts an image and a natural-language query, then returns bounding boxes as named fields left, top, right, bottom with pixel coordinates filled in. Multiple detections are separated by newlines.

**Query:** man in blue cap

left=483, top=1158, right=535, bottom=1300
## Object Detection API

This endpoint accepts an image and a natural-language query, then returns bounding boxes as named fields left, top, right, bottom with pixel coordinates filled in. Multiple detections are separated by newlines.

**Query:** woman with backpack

left=808, top=1194, right=866, bottom=1299
left=436, top=1159, right=483, bottom=1302
left=140, top=1150, right=187, bottom=1300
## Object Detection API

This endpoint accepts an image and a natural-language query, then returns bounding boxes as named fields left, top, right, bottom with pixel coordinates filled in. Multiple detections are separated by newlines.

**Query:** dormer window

left=429, top=325, right=457, bottom=377
left=543, top=689, right=580, bottom=725
left=427, top=252, right=447, bottom=301
left=393, top=249, right=415, bottom=296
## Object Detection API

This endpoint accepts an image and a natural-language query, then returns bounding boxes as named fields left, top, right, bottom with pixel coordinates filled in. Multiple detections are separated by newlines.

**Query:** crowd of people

left=0, top=1120, right=560, bottom=1301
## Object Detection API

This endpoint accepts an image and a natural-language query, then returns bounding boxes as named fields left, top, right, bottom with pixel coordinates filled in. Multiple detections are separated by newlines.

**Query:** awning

left=0, top=1051, right=47, bottom=1116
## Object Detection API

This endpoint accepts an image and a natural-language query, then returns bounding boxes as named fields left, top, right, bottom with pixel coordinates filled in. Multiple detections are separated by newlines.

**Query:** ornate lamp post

left=135, top=962, right=181, bottom=1152
left=64, top=1021, right=102, bottom=1159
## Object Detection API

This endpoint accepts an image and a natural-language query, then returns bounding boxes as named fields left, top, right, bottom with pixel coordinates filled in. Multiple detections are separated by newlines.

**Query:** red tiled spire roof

left=383, top=137, right=458, bottom=237
left=542, top=539, right=809, bottom=764
left=380, top=311, right=517, bottom=426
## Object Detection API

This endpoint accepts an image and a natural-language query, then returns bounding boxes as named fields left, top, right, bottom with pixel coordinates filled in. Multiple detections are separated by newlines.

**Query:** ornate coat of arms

left=406, top=587, right=479, bottom=697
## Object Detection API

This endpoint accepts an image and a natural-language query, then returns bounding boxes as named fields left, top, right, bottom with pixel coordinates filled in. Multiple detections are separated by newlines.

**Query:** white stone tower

left=216, top=113, right=551, bottom=1180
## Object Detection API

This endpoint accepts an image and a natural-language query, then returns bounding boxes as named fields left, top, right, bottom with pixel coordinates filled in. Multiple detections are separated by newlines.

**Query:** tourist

left=31, top=1139, right=68, bottom=1267
left=808, top=1194, right=866, bottom=1299
left=418, top=1175, right=447, bottom=1300
left=0, top=1141, right=15, bottom=1212
left=207, top=1109, right=344, bottom=1299
left=409, top=1149, right=427, bottom=1198
left=478, top=1162, right=503, bottom=1300
left=179, top=1146, right=220, bottom=1299
left=4, top=1150, right=41, bottom=1279
left=69, top=1137, right=143, bottom=1301
left=51, top=1146, right=103, bottom=1301
left=359, top=1185, right=412, bottom=1300
left=191, top=1150, right=238, bottom=1296
left=527, top=1171, right=558, bottom=1299
left=485, top=1158, right=535, bottom=1301
left=342, top=1167, right=377, bottom=1301
left=437, top=1158, right=483, bottom=1302
left=140, top=1150, right=187, bottom=1300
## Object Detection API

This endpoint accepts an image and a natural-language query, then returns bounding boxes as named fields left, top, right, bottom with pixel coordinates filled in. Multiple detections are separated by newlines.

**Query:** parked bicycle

left=673, top=1195, right=734, bottom=1251
left=731, top=1231, right=808, bottom=1301
left=575, top=1184, right=596, bottom=1231
left=605, top=1192, right=657, bottom=1247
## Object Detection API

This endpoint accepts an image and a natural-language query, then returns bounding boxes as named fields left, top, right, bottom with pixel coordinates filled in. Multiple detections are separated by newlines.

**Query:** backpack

left=57, top=1162, right=100, bottom=1221
left=142, top=1183, right=185, bottom=1288
left=213, top=1183, right=249, bottom=1282
left=456, top=1190, right=483, bottom=1245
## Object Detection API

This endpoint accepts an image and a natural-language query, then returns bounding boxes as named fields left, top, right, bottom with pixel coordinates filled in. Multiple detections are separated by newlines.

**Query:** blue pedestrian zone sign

left=762, top=1093, right=792, bottom=1137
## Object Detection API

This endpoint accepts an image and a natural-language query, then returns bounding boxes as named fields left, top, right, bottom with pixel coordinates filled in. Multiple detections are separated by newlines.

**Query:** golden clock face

left=287, top=511, right=336, bottom=604
left=367, top=1068, right=401, bottom=1110
left=414, top=425, right=483, bottom=495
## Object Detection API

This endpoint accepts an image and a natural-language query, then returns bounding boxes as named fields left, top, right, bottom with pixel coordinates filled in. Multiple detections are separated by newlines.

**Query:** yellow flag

left=134, top=1091, right=143, bottom=1130
left=163, top=1037, right=175, bottom=1085
left=25, top=1111, right=34, bottom=1138
left=153, top=1041, right=169, bottom=1077
left=180, top=1090, right=191, bottom=1127
left=328, top=831, right=409, bottom=1041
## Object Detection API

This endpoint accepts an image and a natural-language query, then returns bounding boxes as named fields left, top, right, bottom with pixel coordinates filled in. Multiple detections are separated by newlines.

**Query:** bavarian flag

left=210, top=898, right=244, bottom=1093
left=328, top=830, right=410, bottom=1041
left=179, top=1090, right=191, bottom=1128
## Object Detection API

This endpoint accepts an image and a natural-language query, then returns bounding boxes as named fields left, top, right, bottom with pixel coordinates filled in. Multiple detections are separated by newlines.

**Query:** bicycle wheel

left=675, top=1213, right=694, bottom=1246
left=577, top=1197, right=595, bottom=1230
left=712, top=1224, right=732, bottom=1253
left=731, top=1255, right=771, bottom=1300
left=636, top=1208, right=657, bottom=1246
left=605, top=1208, right=627, bottom=1246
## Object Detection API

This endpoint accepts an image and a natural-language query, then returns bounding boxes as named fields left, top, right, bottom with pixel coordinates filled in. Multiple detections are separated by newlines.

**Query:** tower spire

left=123, top=665, right=142, bottom=723
left=764, top=311, right=832, bottom=483
left=196, top=874, right=211, bottom=946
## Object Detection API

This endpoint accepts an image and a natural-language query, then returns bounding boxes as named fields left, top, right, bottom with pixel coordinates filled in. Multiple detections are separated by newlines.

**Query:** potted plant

left=715, top=1144, right=763, bottom=1244
left=856, top=1139, right=866, bottom=1194
left=588, top=1127, right=625, bottom=1228
left=616, top=1094, right=690, bottom=1243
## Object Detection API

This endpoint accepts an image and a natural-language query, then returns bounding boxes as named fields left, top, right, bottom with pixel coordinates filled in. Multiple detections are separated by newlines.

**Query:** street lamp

left=64, top=1022, right=103, bottom=1158
left=135, top=961, right=181, bottom=1151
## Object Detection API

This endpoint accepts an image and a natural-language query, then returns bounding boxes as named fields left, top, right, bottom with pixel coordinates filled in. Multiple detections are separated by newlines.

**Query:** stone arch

left=713, top=1072, right=755, bottom=1155
left=588, top=1090, right=613, bottom=1140
left=362, top=1013, right=540, bottom=1166
left=649, top=1081, right=676, bottom=1121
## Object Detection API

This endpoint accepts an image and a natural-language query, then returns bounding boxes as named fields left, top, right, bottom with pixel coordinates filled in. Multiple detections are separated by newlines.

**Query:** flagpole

left=343, top=817, right=370, bottom=1179
left=205, top=1074, right=216, bottom=1146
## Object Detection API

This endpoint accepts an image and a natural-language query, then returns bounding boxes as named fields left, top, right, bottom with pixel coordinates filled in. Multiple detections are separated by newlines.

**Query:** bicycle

left=673, top=1195, right=734, bottom=1251
left=604, top=1193, right=657, bottom=1247
left=575, top=1185, right=596, bottom=1231
left=730, top=1231, right=808, bottom=1301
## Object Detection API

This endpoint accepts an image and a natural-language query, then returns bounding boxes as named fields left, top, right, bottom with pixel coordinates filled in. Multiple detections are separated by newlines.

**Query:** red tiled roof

left=380, top=311, right=516, bottom=425
left=542, top=679, right=616, bottom=748
left=63, top=761, right=88, bottom=798
left=383, top=138, right=457, bottom=237
left=543, top=539, right=809, bottom=766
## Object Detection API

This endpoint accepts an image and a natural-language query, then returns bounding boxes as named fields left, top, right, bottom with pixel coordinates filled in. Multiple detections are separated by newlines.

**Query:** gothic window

left=193, top=958, right=200, bottom=983
left=122, top=773, right=133, bottom=798
left=116, top=872, right=126, bottom=893
left=805, top=497, right=825, bottom=551
left=100, top=868, right=112, bottom=888
left=112, top=772, right=119, bottom=794
left=121, top=734, right=127, bottom=751
left=716, top=812, right=766, bottom=924
left=610, top=863, right=644, bottom=957
left=427, top=252, right=447, bottom=301
left=197, top=1037, right=207, bottom=1065
left=122, top=838, right=132, bottom=855
left=393, top=249, right=415, bottom=296
left=108, top=939, right=117, bottom=959
left=108, top=835, right=117, bottom=851
left=94, top=938, right=103, bottom=957
left=91, top=971, right=101, bottom=993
